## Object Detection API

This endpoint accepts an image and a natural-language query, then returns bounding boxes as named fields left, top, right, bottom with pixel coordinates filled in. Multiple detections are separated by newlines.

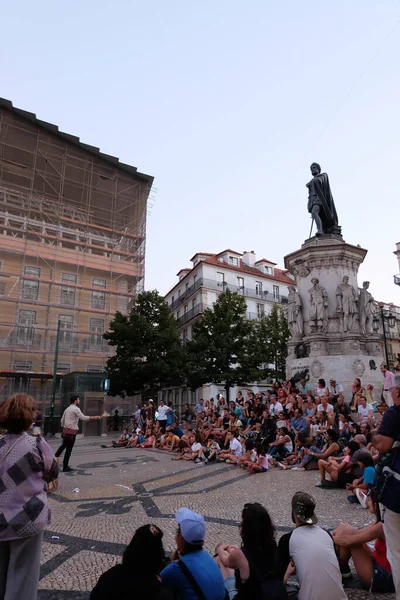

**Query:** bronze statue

left=307, top=163, right=341, bottom=236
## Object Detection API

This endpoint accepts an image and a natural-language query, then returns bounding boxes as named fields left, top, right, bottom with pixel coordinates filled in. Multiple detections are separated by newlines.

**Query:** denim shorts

left=224, top=575, right=237, bottom=600
left=371, top=560, right=395, bottom=593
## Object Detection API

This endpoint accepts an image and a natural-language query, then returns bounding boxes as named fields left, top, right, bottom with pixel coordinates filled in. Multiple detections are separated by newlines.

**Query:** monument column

left=284, top=163, right=383, bottom=399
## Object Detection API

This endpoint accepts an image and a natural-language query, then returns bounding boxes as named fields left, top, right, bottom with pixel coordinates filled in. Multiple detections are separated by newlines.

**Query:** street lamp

left=372, top=306, right=396, bottom=367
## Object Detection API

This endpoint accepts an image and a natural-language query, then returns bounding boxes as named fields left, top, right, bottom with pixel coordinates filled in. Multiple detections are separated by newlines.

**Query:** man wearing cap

left=373, top=372, right=400, bottom=596
left=278, top=492, right=347, bottom=600
left=161, top=508, right=226, bottom=600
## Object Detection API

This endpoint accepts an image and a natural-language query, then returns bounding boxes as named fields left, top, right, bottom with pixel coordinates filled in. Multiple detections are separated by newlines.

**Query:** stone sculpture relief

left=308, top=278, right=328, bottom=333
left=287, top=285, right=303, bottom=338
left=336, top=275, right=358, bottom=333
left=359, top=281, right=375, bottom=336
left=353, top=359, right=366, bottom=377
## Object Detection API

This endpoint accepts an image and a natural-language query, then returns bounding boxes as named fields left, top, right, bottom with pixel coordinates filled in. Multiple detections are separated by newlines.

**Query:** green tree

left=259, top=304, right=290, bottom=380
left=104, top=290, right=184, bottom=397
left=185, top=290, right=267, bottom=401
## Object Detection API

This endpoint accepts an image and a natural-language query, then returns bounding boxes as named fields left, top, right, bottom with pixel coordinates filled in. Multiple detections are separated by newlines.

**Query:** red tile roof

left=255, top=258, right=277, bottom=266
left=189, top=252, right=215, bottom=262
left=202, top=256, right=294, bottom=284
left=216, top=248, right=243, bottom=257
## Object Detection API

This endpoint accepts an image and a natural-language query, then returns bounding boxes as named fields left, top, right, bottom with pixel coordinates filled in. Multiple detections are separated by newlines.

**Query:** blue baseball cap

left=176, top=508, right=206, bottom=544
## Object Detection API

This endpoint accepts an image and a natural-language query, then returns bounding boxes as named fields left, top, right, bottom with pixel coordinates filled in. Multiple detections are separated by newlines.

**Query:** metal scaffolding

left=0, top=99, right=153, bottom=404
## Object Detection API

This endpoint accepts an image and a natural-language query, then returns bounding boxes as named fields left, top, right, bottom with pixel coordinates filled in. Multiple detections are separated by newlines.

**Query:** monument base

left=287, top=354, right=382, bottom=400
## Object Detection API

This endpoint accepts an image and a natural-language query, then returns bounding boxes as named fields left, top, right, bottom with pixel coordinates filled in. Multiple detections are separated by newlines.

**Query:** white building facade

left=162, top=249, right=294, bottom=410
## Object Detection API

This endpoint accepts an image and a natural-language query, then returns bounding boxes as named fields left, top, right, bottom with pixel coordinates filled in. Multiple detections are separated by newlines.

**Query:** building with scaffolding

left=0, top=98, right=153, bottom=407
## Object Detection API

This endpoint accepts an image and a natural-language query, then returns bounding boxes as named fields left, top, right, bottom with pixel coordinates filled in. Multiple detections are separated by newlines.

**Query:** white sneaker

left=291, top=467, right=305, bottom=471
left=355, top=488, right=368, bottom=508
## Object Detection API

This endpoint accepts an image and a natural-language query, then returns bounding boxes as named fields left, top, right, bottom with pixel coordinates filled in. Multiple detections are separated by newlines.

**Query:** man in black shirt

left=373, top=373, right=400, bottom=597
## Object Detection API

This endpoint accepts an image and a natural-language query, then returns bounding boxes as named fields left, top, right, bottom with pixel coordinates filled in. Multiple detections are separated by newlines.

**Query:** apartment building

left=0, top=98, right=153, bottom=405
left=163, top=249, right=294, bottom=407
left=394, top=241, right=400, bottom=287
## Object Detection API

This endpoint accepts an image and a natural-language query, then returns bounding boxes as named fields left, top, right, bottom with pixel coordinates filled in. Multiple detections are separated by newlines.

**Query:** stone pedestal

left=284, top=235, right=383, bottom=399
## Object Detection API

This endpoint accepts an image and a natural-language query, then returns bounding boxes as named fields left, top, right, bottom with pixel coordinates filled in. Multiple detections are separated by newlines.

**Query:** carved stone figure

left=287, top=285, right=303, bottom=338
left=308, top=278, right=328, bottom=333
left=336, top=275, right=358, bottom=333
left=359, top=281, right=375, bottom=335
left=306, top=163, right=341, bottom=236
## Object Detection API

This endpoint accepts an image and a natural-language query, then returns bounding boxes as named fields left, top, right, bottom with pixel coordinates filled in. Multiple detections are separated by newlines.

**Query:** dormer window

left=229, top=256, right=238, bottom=266
left=265, top=266, right=274, bottom=275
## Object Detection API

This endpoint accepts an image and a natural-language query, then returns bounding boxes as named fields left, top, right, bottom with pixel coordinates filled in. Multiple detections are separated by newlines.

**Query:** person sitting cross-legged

left=278, top=492, right=347, bottom=600
left=246, top=442, right=269, bottom=474
left=268, top=427, right=293, bottom=460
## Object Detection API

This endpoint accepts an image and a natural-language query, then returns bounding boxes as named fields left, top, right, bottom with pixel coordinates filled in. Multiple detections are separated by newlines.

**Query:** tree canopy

left=185, top=289, right=272, bottom=400
left=104, top=290, right=185, bottom=397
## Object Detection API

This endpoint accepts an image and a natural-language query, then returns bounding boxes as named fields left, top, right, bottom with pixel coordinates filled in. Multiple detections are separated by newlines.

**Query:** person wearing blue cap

left=161, top=508, right=226, bottom=600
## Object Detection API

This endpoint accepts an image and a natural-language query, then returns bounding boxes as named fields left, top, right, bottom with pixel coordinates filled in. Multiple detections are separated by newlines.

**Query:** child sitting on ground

left=247, top=442, right=269, bottom=474
left=347, top=453, right=375, bottom=505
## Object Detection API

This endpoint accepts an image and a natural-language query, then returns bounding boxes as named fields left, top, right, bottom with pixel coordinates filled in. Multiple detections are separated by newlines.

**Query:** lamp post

left=48, top=319, right=61, bottom=436
left=372, top=305, right=396, bottom=368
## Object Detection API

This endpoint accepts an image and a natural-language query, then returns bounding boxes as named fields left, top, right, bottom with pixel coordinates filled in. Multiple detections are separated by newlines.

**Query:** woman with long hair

left=316, top=440, right=360, bottom=486
left=91, top=524, right=172, bottom=599
left=0, top=394, right=58, bottom=600
left=217, top=503, right=287, bottom=599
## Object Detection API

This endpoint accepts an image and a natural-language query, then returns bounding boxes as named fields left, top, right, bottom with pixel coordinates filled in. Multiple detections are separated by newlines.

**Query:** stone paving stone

left=39, top=550, right=119, bottom=591
left=40, top=542, right=67, bottom=564
left=39, top=436, right=395, bottom=600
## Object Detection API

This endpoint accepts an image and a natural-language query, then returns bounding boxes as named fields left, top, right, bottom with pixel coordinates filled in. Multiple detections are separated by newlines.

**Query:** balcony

left=3, top=332, right=43, bottom=349
left=177, top=303, right=206, bottom=325
left=60, top=291, right=76, bottom=306
left=83, top=337, right=108, bottom=352
left=169, top=277, right=287, bottom=309
left=50, top=336, right=80, bottom=351
left=394, top=274, right=400, bottom=286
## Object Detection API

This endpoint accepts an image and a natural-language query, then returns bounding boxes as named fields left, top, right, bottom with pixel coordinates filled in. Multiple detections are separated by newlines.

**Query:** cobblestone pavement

left=38, top=435, right=395, bottom=599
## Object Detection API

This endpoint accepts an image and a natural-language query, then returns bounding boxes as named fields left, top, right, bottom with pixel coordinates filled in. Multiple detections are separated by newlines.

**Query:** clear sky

left=2, top=1, right=400, bottom=303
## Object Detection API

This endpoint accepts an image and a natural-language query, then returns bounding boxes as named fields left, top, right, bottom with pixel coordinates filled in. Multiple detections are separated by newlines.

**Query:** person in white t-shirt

left=317, top=398, right=334, bottom=415
left=269, top=396, right=283, bottom=417
left=218, top=431, right=243, bottom=462
left=279, top=492, right=347, bottom=600
left=357, top=395, right=374, bottom=425
left=156, top=400, right=171, bottom=432
left=182, top=431, right=205, bottom=463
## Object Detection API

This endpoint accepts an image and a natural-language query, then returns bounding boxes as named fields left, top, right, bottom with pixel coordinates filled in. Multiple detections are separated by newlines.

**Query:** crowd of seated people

left=91, top=493, right=395, bottom=599
left=100, top=378, right=384, bottom=501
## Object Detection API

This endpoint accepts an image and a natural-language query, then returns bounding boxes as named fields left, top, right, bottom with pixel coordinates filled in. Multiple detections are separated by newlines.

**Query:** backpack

left=375, top=406, right=400, bottom=514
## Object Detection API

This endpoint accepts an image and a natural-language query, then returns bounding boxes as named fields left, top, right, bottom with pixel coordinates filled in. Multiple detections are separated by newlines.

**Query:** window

left=0, top=281, right=5, bottom=296
left=17, top=310, right=36, bottom=343
left=237, top=277, right=244, bottom=290
left=60, top=273, right=77, bottom=306
left=255, top=281, right=262, bottom=295
left=56, top=363, right=70, bottom=374
left=273, top=285, right=280, bottom=300
left=21, top=266, right=40, bottom=301
left=193, top=274, right=197, bottom=284
left=171, top=295, right=175, bottom=304
left=177, top=310, right=180, bottom=319
left=186, top=282, right=189, bottom=291
left=257, top=303, right=265, bottom=317
left=192, top=299, right=196, bottom=309
left=91, top=278, right=107, bottom=310
left=13, top=361, right=32, bottom=371
left=229, top=256, right=238, bottom=266
left=178, top=288, right=181, bottom=297
left=59, top=315, right=74, bottom=346
left=89, top=318, right=104, bottom=348
left=184, top=305, right=188, bottom=314
left=265, top=266, right=273, bottom=275
left=217, top=272, right=225, bottom=287
left=86, top=365, right=104, bottom=373
left=182, top=329, right=188, bottom=344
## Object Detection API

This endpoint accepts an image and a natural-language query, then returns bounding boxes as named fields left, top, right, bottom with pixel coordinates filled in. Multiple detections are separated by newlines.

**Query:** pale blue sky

left=2, top=1, right=400, bottom=302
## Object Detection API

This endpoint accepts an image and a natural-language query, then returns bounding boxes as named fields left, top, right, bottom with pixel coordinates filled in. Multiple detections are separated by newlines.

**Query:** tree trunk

left=224, top=382, right=230, bottom=404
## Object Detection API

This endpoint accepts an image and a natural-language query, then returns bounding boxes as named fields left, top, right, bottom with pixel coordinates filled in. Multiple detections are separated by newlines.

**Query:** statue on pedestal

left=336, top=275, right=358, bottom=333
left=307, top=163, right=341, bottom=236
left=287, top=285, right=303, bottom=338
left=359, top=281, right=375, bottom=335
left=308, top=278, right=328, bottom=333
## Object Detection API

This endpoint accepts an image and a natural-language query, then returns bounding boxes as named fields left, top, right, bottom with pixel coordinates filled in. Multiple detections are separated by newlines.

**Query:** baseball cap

left=176, top=508, right=206, bottom=544
left=292, top=492, right=318, bottom=525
